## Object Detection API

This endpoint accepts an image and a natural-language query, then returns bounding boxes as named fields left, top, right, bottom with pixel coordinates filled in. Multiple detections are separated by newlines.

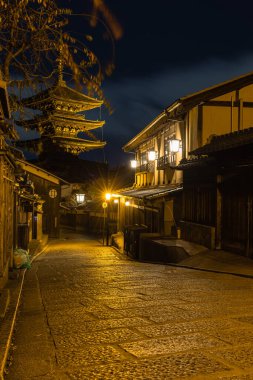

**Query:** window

left=140, top=152, right=147, bottom=165
left=164, top=135, right=176, bottom=165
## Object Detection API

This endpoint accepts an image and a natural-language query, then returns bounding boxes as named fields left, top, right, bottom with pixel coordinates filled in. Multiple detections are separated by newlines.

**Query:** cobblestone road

left=6, top=238, right=253, bottom=379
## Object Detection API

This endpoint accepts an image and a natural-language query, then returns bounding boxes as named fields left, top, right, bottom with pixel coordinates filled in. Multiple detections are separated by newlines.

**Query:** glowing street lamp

left=105, top=193, right=111, bottom=201
left=125, top=201, right=130, bottom=206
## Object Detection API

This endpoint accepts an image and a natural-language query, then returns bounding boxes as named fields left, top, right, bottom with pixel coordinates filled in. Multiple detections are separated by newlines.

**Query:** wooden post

left=246, top=193, right=252, bottom=257
left=216, top=174, right=222, bottom=249
left=0, top=156, right=3, bottom=276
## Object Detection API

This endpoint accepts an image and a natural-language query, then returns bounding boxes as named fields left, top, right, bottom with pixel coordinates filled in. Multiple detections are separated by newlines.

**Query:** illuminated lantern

left=76, top=193, right=85, bottom=203
left=130, top=160, right=137, bottom=168
left=169, top=139, right=180, bottom=153
left=148, top=151, right=156, bottom=161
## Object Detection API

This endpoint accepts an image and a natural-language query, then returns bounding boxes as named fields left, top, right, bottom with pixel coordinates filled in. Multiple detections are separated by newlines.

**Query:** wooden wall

left=0, top=151, right=15, bottom=288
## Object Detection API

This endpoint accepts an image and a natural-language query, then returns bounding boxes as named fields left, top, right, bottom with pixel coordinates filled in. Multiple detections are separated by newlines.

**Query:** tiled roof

left=16, top=158, right=69, bottom=184
left=16, top=113, right=105, bottom=130
left=177, top=157, right=215, bottom=169
left=21, top=82, right=103, bottom=110
left=167, top=71, right=253, bottom=116
left=52, top=136, right=106, bottom=148
left=190, top=127, right=253, bottom=156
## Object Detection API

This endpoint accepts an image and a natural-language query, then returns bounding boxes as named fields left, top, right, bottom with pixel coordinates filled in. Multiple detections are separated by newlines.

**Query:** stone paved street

left=5, top=237, right=253, bottom=379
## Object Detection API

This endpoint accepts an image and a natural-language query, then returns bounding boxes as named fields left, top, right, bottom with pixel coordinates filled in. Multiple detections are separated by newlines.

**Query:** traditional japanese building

left=16, top=159, right=68, bottom=239
left=0, top=76, right=18, bottom=288
left=117, top=70, right=253, bottom=260
left=178, top=127, right=253, bottom=257
left=16, top=77, right=106, bottom=155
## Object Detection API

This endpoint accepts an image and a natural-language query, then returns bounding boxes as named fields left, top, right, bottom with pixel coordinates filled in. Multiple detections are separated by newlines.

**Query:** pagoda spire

left=57, top=34, right=65, bottom=86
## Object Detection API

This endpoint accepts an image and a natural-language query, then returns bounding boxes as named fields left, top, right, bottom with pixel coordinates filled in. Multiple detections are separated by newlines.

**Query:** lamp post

left=113, top=198, right=120, bottom=231
left=103, top=193, right=111, bottom=246
left=102, top=201, right=107, bottom=245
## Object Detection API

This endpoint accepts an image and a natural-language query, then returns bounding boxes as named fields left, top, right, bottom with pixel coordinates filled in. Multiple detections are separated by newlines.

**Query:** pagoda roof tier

left=51, top=136, right=106, bottom=154
left=21, top=82, right=103, bottom=112
left=15, top=136, right=106, bottom=155
left=16, top=113, right=105, bottom=131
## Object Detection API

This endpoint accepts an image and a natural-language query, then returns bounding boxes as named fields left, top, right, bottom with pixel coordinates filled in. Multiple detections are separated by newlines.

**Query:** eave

left=190, top=127, right=253, bottom=156
left=16, top=158, right=69, bottom=185
left=51, top=136, right=106, bottom=153
left=118, top=184, right=183, bottom=199
left=21, top=82, right=103, bottom=112
left=166, top=70, right=253, bottom=118
left=123, top=111, right=167, bottom=152
left=16, top=114, right=105, bottom=131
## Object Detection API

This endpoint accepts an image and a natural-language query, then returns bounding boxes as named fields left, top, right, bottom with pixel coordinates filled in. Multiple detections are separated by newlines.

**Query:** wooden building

left=175, top=71, right=253, bottom=252
left=120, top=111, right=183, bottom=235
left=120, top=71, right=253, bottom=255
left=179, top=128, right=253, bottom=257
left=16, top=159, right=68, bottom=239
left=0, top=77, right=18, bottom=288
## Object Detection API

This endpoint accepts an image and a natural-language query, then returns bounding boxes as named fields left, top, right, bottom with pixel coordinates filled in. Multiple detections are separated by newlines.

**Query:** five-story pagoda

left=16, top=72, right=106, bottom=156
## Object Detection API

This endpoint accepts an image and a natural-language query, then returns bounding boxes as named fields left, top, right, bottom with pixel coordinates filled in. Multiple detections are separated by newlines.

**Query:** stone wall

left=180, top=221, right=215, bottom=249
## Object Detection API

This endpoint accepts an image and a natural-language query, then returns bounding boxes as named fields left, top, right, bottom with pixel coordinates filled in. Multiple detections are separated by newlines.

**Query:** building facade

left=179, top=127, right=253, bottom=257
left=120, top=71, right=253, bottom=257
left=0, top=77, right=17, bottom=287
left=16, top=159, right=68, bottom=239
left=120, top=111, right=183, bottom=236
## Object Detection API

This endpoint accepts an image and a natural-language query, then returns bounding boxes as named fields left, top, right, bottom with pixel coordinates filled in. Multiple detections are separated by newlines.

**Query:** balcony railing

left=136, top=162, right=155, bottom=173
left=157, top=155, right=176, bottom=170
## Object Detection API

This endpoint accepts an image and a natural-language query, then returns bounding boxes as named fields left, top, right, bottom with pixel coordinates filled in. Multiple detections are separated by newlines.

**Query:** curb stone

left=0, top=243, right=49, bottom=380
left=0, top=290, right=10, bottom=320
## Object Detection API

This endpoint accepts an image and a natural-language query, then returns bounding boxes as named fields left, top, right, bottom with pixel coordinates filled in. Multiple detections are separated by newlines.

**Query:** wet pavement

left=5, top=236, right=253, bottom=380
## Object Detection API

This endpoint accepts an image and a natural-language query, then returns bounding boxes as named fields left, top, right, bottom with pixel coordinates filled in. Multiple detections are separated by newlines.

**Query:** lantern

left=130, top=160, right=137, bottom=168
left=148, top=151, right=156, bottom=161
left=169, top=139, right=180, bottom=153
left=76, top=193, right=85, bottom=203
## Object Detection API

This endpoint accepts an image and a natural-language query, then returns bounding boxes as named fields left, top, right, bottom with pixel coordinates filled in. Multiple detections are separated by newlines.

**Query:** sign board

left=102, top=202, right=108, bottom=209
left=49, top=189, right=57, bottom=199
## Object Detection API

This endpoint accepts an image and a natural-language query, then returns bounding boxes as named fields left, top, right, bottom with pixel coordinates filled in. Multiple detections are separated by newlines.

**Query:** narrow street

left=6, top=234, right=253, bottom=380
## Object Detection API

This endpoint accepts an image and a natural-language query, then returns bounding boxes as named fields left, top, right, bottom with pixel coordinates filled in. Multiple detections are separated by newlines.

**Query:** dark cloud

left=107, top=0, right=253, bottom=78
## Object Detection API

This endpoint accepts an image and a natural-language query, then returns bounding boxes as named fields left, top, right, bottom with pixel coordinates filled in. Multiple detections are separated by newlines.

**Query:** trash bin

left=128, top=224, right=148, bottom=259
left=124, top=225, right=131, bottom=253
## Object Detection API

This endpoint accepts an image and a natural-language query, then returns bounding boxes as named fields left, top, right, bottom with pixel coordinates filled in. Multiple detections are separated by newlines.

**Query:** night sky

left=20, top=0, right=253, bottom=166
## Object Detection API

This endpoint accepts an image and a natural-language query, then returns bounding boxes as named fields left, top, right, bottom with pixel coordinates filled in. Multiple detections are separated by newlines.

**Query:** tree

left=0, top=0, right=122, bottom=109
